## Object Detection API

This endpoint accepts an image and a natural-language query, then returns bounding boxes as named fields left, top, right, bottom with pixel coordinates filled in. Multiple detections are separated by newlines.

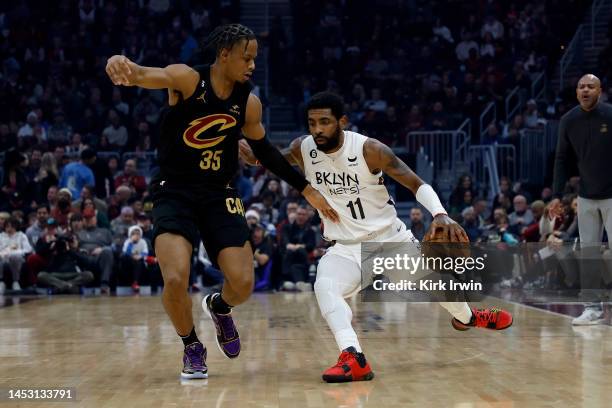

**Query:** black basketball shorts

left=151, top=180, right=250, bottom=264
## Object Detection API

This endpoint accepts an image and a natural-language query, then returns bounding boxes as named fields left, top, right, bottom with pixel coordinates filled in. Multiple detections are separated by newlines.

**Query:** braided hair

left=204, top=24, right=256, bottom=58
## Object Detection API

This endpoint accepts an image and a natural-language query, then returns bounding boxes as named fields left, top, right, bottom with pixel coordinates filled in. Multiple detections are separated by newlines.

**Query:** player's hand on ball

left=427, top=214, right=469, bottom=243
left=106, top=55, right=137, bottom=86
left=302, top=185, right=340, bottom=223
left=238, top=139, right=259, bottom=166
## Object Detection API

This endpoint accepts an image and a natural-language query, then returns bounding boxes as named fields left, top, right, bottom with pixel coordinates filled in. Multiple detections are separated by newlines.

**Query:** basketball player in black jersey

left=106, top=24, right=338, bottom=379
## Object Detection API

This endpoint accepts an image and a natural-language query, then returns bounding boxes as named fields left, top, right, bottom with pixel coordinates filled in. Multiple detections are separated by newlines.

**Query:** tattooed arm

left=362, top=138, right=424, bottom=193
left=363, top=138, right=468, bottom=241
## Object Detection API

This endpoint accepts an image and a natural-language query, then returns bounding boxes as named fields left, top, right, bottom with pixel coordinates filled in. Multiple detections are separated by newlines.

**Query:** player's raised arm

left=363, top=138, right=468, bottom=241
left=105, top=55, right=198, bottom=98
left=242, top=94, right=339, bottom=223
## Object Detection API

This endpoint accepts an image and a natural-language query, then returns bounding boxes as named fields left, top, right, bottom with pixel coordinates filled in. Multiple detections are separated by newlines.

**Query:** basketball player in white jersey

left=241, top=91, right=513, bottom=382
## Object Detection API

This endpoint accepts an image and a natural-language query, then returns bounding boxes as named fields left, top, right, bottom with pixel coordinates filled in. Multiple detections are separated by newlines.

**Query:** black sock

left=179, top=326, right=200, bottom=347
left=211, top=293, right=233, bottom=314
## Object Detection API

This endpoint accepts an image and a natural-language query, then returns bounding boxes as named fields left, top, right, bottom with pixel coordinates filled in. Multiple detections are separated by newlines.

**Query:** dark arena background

left=1, top=1, right=611, bottom=407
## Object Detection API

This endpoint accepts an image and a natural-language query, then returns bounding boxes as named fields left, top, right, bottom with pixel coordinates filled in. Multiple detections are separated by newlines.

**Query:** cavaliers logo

left=183, top=114, right=237, bottom=149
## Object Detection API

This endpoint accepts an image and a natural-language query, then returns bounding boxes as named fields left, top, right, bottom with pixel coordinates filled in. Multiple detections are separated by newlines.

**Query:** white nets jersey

left=301, top=131, right=397, bottom=241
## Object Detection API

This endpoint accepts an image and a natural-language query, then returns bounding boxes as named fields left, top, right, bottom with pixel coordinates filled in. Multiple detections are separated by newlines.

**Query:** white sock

left=439, top=302, right=473, bottom=324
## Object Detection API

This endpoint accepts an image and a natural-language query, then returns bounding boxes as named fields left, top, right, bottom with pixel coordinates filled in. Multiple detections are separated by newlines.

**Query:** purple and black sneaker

left=181, top=342, right=208, bottom=379
left=202, top=293, right=241, bottom=359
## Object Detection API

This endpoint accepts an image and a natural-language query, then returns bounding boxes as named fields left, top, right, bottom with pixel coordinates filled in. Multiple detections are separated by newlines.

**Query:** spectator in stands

left=59, top=149, right=95, bottom=199
left=136, top=213, right=154, bottom=243
left=482, top=123, right=500, bottom=144
left=540, top=187, right=553, bottom=203
left=492, top=177, right=516, bottom=209
left=363, top=88, right=388, bottom=113
left=65, top=133, right=86, bottom=156
left=472, top=198, right=489, bottom=227
left=455, top=32, right=479, bottom=62
left=114, top=159, right=147, bottom=197
left=50, top=188, right=76, bottom=230
left=509, top=195, right=534, bottom=233
left=80, top=197, right=110, bottom=229
left=461, top=206, right=483, bottom=242
left=0, top=217, right=32, bottom=293
left=2, top=191, right=28, bottom=215
left=107, top=185, right=133, bottom=221
left=76, top=208, right=114, bottom=293
left=481, top=14, right=504, bottom=39
left=407, top=207, right=427, bottom=241
left=427, top=101, right=450, bottom=130
left=523, top=99, right=545, bottom=128
left=46, top=186, right=59, bottom=210
left=502, top=113, right=525, bottom=140
left=108, top=156, right=120, bottom=178
left=280, top=206, right=315, bottom=291
left=522, top=200, right=546, bottom=242
left=81, top=149, right=115, bottom=199
left=111, top=206, right=136, bottom=247
left=449, top=175, right=477, bottom=213
left=249, top=223, right=272, bottom=284
left=112, top=88, right=130, bottom=117
left=259, top=191, right=280, bottom=226
left=2, top=149, right=29, bottom=201
left=26, top=204, right=49, bottom=246
left=487, top=208, right=520, bottom=244
left=73, top=184, right=108, bottom=216
left=121, top=225, right=149, bottom=293
left=538, top=198, right=565, bottom=242
left=17, top=111, right=47, bottom=145
left=261, top=178, right=284, bottom=208
left=102, top=109, right=129, bottom=150
left=47, top=110, right=73, bottom=147
left=31, top=152, right=59, bottom=206
left=245, top=209, right=260, bottom=229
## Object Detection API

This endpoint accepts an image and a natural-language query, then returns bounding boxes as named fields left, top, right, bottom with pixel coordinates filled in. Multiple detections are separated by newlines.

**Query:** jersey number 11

left=347, top=197, right=365, bottom=219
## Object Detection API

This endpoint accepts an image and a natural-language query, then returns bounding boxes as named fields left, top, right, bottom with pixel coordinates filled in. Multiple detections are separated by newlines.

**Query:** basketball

left=422, top=225, right=471, bottom=262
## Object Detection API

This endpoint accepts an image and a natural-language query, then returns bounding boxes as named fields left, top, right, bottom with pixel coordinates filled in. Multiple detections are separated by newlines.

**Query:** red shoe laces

left=335, top=351, right=354, bottom=367
left=475, top=308, right=499, bottom=324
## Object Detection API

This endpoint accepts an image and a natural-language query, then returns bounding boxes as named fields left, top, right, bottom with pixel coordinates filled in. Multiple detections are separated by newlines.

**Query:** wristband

left=416, top=184, right=447, bottom=217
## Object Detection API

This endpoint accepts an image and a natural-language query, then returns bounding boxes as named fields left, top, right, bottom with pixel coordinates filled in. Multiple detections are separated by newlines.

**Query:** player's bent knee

left=163, top=273, right=188, bottom=295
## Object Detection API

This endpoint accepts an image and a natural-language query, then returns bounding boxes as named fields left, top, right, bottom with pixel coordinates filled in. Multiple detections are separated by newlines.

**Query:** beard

left=314, top=126, right=341, bottom=152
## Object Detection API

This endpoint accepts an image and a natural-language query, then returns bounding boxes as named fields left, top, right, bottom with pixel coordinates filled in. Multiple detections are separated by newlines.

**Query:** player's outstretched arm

left=239, top=136, right=305, bottom=169
left=363, top=138, right=468, bottom=241
left=242, top=94, right=339, bottom=223
left=105, top=55, right=198, bottom=97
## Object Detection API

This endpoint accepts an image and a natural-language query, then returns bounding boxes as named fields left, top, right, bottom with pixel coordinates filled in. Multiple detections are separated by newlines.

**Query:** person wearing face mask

left=50, top=188, right=77, bottom=230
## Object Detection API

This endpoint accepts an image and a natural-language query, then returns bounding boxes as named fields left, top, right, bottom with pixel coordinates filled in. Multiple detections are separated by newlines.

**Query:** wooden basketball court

left=1, top=293, right=610, bottom=407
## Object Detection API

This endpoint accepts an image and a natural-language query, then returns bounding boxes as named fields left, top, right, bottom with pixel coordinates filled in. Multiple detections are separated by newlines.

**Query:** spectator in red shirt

left=114, top=159, right=147, bottom=197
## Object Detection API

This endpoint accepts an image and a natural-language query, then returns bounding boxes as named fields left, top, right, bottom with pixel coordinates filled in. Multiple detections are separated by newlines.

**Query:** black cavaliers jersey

left=157, top=65, right=252, bottom=188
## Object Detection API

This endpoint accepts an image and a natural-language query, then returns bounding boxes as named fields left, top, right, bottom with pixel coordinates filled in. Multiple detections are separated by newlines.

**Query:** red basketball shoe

left=452, top=307, right=513, bottom=331
left=322, top=347, right=374, bottom=383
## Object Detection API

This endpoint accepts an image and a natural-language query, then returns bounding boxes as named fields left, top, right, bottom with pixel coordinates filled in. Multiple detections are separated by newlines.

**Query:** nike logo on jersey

left=160, top=180, right=166, bottom=187
left=312, top=160, right=324, bottom=165
left=348, top=156, right=357, bottom=162
left=396, top=226, right=402, bottom=232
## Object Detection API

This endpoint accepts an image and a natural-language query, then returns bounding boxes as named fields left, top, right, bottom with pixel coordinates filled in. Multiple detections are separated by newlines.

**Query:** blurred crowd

left=0, top=1, right=607, bottom=296
left=279, top=0, right=589, bottom=144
